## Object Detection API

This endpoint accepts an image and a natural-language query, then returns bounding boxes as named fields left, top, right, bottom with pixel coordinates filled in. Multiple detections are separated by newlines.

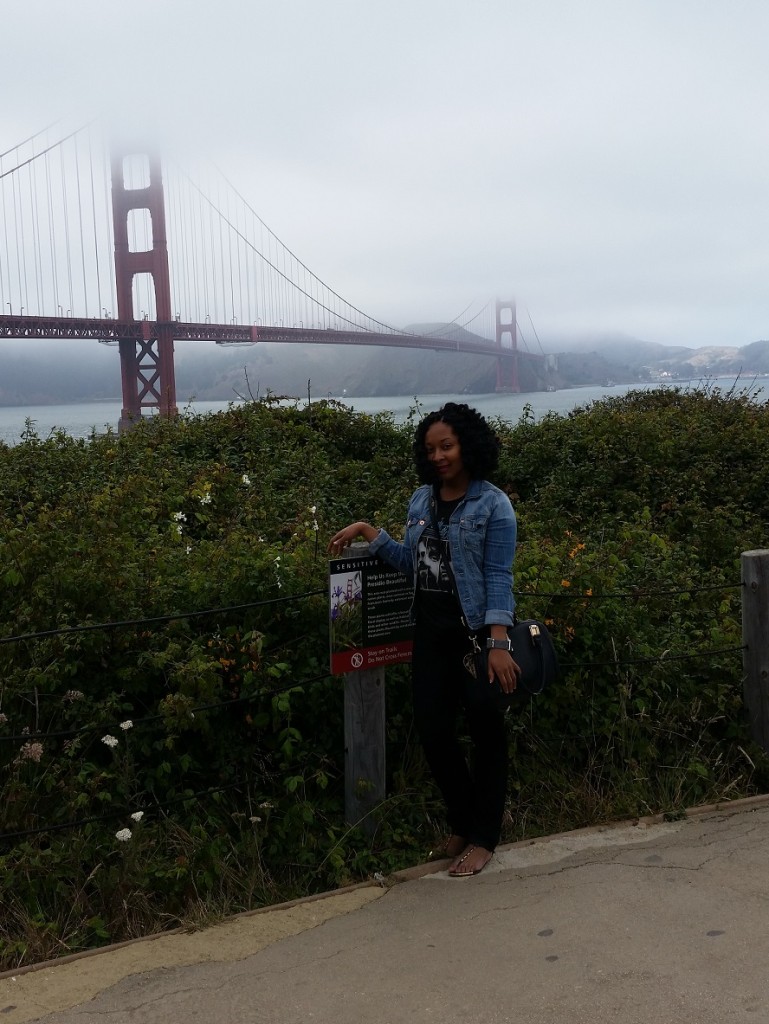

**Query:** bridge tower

left=495, top=299, right=519, bottom=392
left=110, top=149, right=178, bottom=432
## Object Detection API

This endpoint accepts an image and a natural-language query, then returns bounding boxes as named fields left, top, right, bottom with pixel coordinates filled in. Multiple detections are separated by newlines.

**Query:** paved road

left=3, top=797, right=769, bottom=1024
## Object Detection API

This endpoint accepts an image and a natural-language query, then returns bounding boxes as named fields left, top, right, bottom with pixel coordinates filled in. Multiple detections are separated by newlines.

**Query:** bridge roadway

left=0, top=316, right=519, bottom=357
left=2, top=794, right=768, bottom=1024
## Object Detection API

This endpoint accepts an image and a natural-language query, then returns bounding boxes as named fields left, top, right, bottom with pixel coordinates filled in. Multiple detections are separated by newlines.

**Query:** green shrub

left=1, top=387, right=768, bottom=968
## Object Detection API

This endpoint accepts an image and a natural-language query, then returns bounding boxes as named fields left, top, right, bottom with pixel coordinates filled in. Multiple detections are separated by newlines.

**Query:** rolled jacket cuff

left=368, top=528, right=389, bottom=554
left=484, top=608, right=515, bottom=627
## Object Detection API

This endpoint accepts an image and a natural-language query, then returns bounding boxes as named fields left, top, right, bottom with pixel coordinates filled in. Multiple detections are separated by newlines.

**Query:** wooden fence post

left=342, top=542, right=386, bottom=837
left=741, top=549, right=769, bottom=753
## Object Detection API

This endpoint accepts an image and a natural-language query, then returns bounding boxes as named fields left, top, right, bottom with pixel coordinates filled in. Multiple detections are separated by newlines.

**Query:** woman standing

left=329, top=403, right=520, bottom=876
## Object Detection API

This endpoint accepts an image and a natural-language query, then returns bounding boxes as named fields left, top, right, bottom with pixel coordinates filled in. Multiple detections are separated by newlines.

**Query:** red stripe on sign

left=331, top=641, right=413, bottom=675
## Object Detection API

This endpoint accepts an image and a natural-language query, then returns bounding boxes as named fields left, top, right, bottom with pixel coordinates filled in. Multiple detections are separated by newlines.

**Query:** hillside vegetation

left=1, top=386, right=768, bottom=968
left=4, top=334, right=769, bottom=406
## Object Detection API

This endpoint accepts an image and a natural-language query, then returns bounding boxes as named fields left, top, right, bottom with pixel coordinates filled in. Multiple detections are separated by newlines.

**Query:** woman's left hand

left=488, top=649, right=522, bottom=694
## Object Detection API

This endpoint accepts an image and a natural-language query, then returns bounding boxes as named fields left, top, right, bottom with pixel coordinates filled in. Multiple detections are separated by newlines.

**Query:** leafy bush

left=1, top=387, right=768, bottom=968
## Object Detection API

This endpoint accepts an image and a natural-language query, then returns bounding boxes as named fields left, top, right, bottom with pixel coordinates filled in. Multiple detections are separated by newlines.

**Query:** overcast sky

left=3, top=0, right=769, bottom=349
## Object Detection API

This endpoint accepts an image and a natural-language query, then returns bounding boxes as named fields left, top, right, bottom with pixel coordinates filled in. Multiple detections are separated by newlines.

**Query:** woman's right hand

left=328, top=521, right=379, bottom=555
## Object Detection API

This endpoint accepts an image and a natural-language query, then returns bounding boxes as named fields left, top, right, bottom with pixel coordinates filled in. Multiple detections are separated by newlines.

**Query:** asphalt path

left=3, top=795, right=769, bottom=1024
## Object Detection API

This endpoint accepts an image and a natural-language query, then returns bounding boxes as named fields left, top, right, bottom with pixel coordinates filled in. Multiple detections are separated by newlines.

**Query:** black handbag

left=462, top=619, right=558, bottom=711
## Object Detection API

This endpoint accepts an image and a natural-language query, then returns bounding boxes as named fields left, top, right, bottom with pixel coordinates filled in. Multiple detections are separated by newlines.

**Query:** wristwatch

left=486, top=637, right=513, bottom=651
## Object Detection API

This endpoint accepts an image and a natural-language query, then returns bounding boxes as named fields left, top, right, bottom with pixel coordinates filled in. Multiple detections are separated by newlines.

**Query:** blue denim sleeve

left=368, top=527, right=414, bottom=581
left=482, top=494, right=517, bottom=627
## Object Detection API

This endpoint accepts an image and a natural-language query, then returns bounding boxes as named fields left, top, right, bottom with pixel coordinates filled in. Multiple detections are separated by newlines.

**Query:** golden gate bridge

left=0, top=121, right=546, bottom=431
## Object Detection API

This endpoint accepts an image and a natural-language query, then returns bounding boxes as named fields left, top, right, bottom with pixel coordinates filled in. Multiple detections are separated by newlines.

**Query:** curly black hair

left=413, top=402, right=500, bottom=485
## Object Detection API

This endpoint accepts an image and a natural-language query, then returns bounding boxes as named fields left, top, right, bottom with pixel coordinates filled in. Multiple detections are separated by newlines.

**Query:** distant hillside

left=0, top=341, right=120, bottom=406
left=1, top=331, right=768, bottom=406
left=544, top=332, right=692, bottom=361
left=556, top=334, right=769, bottom=379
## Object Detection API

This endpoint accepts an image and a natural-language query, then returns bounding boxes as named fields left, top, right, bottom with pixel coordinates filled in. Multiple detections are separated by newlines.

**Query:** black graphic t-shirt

left=415, top=493, right=464, bottom=631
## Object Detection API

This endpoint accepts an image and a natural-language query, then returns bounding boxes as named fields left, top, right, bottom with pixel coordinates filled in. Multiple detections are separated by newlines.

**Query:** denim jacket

left=368, top=479, right=516, bottom=631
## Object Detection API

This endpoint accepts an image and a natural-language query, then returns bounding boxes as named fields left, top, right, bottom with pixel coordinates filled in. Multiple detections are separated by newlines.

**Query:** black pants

left=411, top=626, right=508, bottom=851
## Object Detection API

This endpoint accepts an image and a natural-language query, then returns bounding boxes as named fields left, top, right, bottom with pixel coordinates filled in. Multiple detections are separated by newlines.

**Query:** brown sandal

left=430, top=834, right=468, bottom=861
left=448, top=844, right=493, bottom=877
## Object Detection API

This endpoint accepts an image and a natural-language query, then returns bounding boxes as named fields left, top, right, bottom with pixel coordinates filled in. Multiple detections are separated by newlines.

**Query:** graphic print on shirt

left=416, top=522, right=453, bottom=594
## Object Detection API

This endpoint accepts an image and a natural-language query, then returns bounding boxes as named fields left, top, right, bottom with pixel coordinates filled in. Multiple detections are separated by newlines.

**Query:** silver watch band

left=486, top=637, right=512, bottom=651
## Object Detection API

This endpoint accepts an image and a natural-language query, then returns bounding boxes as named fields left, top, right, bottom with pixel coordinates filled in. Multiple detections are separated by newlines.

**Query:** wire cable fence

left=0, top=588, right=326, bottom=646
left=0, top=570, right=751, bottom=845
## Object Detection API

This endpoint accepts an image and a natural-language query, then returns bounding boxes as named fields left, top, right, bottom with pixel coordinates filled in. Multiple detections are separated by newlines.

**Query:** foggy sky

left=4, top=0, right=769, bottom=349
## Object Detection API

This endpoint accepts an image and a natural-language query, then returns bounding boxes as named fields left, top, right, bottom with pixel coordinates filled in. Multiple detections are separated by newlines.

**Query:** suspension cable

left=0, top=120, right=96, bottom=181
left=184, top=162, right=416, bottom=336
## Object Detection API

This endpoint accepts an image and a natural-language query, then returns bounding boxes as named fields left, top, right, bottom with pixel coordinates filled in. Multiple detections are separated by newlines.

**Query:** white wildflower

left=185, top=545, right=192, bottom=555
left=0, top=712, right=8, bottom=725
left=199, top=492, right=212, bottom=505
left=172, top=511, right=186, bottom=522
left=249, top=815, right=262, bottom=823
left=119, top=720, right=133, bottom=731
left=115, top=828, right=132, bottom=842
left=176, top=525, right=183, bottom=535
left=16, top=741, right=44, bottom=763
left=101, top=734, right=119, bottom=748
left=130, top=811, right=144, bottom=822
left=62, top=690, right=84, bottom=704
left=241, top=473, right=251, bottom=486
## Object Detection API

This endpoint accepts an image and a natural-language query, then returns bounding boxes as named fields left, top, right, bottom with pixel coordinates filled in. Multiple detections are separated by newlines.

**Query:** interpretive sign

left=329, top=552, right=413, bottom=674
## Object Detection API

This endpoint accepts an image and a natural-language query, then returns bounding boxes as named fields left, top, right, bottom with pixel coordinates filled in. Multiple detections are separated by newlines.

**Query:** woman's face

left=424, top=421, right=469, bottom=493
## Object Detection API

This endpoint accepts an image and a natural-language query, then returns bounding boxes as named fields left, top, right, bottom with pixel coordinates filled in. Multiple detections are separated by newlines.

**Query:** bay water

left=0, top=377, right=762, bottom=447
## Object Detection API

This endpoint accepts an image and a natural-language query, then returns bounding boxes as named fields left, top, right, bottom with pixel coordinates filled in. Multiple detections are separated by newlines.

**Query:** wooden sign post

left=329, top=541, right=413, bottom=836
